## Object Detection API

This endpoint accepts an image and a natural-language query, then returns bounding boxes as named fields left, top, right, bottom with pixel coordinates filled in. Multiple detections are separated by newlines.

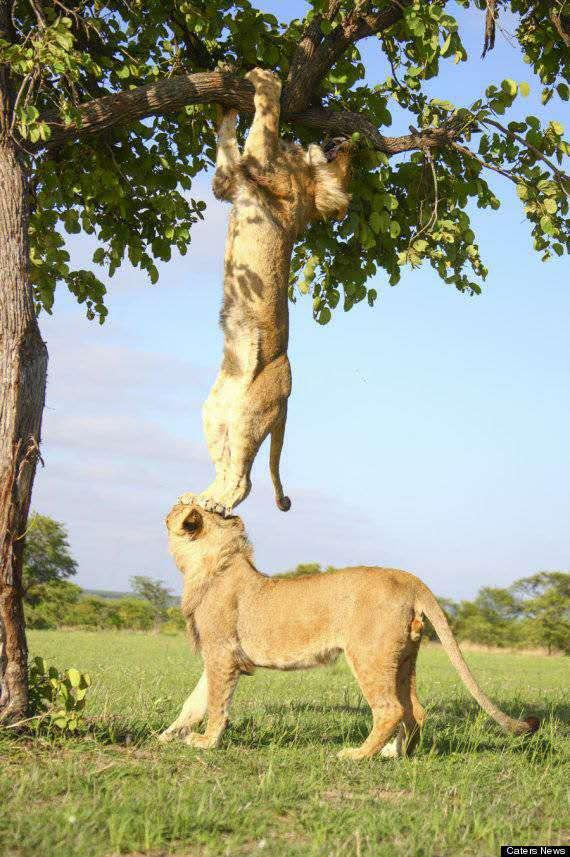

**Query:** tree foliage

left=513, top=571, right=570, bottom=654
left=2, top=0, right=568, bottom=325
left=430, top=570, right=570, bottom=652
left=23, top=513, right=77, bottom=595
left=130, top=575, right=172, bottom=629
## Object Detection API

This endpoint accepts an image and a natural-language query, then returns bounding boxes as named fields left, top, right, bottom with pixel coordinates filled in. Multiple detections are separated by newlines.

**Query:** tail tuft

left=276, top=495, right=291, bottom=512
left=523, top=716, right=540, bottom=734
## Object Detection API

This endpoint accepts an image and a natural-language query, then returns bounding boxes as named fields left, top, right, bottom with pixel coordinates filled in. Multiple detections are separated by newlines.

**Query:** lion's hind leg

left=201, top=383, right=230, bottom=491
left=381, top=631, right=426, bottom=759
left=339, top=646, right=404, bottom=761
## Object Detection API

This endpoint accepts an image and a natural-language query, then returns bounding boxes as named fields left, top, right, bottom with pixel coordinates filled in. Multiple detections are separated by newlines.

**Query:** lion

left=183, top=67, right=351, bottom=517
left=159, top=501, right=539, bottom=759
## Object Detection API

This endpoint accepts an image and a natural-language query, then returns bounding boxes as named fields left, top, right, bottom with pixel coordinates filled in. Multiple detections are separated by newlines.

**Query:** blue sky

left=32, top=1, right=569, bottom=600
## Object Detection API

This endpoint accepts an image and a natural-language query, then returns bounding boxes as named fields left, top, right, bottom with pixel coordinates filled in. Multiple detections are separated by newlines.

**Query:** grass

left=0, top=631, right=568, bottom=857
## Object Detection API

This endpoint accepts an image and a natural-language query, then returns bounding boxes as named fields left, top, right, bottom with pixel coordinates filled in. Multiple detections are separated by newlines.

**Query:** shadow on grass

left=6, top=697, right=564, bottom=758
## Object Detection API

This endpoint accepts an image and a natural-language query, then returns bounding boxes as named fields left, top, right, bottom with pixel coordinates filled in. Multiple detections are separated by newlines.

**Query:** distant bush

left=24, top=580, right=185, bottom=633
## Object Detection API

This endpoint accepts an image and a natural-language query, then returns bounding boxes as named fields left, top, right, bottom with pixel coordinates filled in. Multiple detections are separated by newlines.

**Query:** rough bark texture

left=0, top=140, right=48, bottom=721
left=0, top=0, right=49, bottom=721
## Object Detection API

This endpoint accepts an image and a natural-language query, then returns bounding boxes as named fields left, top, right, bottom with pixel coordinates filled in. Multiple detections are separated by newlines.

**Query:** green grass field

left=1, top=631, right=568, bottom=857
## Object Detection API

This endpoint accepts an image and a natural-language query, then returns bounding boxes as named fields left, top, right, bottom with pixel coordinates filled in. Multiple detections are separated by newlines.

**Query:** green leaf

left=369, top=212, right=382, bottom=234
left=67, top=668, right=81, bottom=688
left=501, top=79, right=517, bottom=97
left=518, top=81, right=530, bottom=97
left=556, top=83, right=569, bottom=102
left=539, top=215, right=556, bottom=235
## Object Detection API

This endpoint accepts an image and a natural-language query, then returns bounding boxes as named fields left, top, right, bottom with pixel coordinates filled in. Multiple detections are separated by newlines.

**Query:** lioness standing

left=186, top=68, right=351, bottom=516
left=160, top=501, right=538, bottom=759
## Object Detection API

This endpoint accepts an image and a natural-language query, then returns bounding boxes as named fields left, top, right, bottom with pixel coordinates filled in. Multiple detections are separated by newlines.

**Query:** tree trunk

left=0, top=138, right=48, bottom=721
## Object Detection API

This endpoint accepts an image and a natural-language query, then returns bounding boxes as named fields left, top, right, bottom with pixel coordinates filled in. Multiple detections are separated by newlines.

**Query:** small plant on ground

left=26, top=656, right=92, bottom=734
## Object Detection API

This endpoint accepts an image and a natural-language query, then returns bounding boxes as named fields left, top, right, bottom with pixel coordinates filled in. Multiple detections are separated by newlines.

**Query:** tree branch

left=39, top=68, right=566, bottom=186
left=451, top=140, right=518, bottom=183
left=282, top=0, right=343, bottom=114
left=483, top=117, right=569, bottom=182
left=549, top=4, right=570, bottom=48
left=167, top=7, right=218, bottom=70
left=38, top=69, right=457, bottom=157
left=282, top=0, right=412, bottom=114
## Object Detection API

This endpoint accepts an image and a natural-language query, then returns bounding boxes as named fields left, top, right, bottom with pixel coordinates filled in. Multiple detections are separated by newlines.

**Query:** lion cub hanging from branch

left=185, top=68, right=351, bottom=516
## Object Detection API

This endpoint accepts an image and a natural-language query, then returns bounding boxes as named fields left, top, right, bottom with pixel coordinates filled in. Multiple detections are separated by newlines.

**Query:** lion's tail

left=269, top=411, right=291, bottom=512
left=416, top=585, right=539, bottom=735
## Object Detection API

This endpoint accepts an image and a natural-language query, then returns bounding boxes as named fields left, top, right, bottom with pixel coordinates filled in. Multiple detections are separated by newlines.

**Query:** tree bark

left=0, top=1, right=49, bottom=718
left=0, top=140, right=48, bottom=722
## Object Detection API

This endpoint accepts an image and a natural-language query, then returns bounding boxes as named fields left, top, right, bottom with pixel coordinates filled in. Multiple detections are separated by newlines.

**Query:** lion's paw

left=245, top=67, right=281, bottom=96
left=337, top=746, right=368, bottom=761
left=183, top=732, right=218, bottom=750
left=158, top=728, right=179, bottom=744
left=380, top=737, right=403, bottom=759
left=195, top=495, right=232, bottom=518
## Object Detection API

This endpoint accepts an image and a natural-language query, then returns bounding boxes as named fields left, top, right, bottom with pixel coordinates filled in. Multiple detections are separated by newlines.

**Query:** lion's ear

left=182, top=509, right=203, bottom=538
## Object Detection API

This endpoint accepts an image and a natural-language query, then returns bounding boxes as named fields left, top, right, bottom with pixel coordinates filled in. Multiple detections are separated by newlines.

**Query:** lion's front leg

left=243, top=68, right=281, bottom=169
left=212, top=107, right=240, bottom=201
left=158, top=670, right=208, bottom=743
left=183, top=654, right=240, bottom=750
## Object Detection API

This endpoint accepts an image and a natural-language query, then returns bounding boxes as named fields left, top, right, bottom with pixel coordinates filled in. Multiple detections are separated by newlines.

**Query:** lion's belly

left=237, top=593, right=344, bottom=671
left=242, top=637, right=342, bottom=672
left=220, top=201, right=292, bottom=376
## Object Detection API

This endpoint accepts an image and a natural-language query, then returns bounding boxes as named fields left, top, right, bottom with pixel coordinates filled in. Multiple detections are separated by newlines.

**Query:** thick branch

left=42, top=70, right=252, bottom=148
left=39, top=69, right=456, bottom=157
left=38, top=69, right=566, bottom=191
left=282, top=0, right=411, bottom=114
left=293, top=107, right=455, bottom=155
